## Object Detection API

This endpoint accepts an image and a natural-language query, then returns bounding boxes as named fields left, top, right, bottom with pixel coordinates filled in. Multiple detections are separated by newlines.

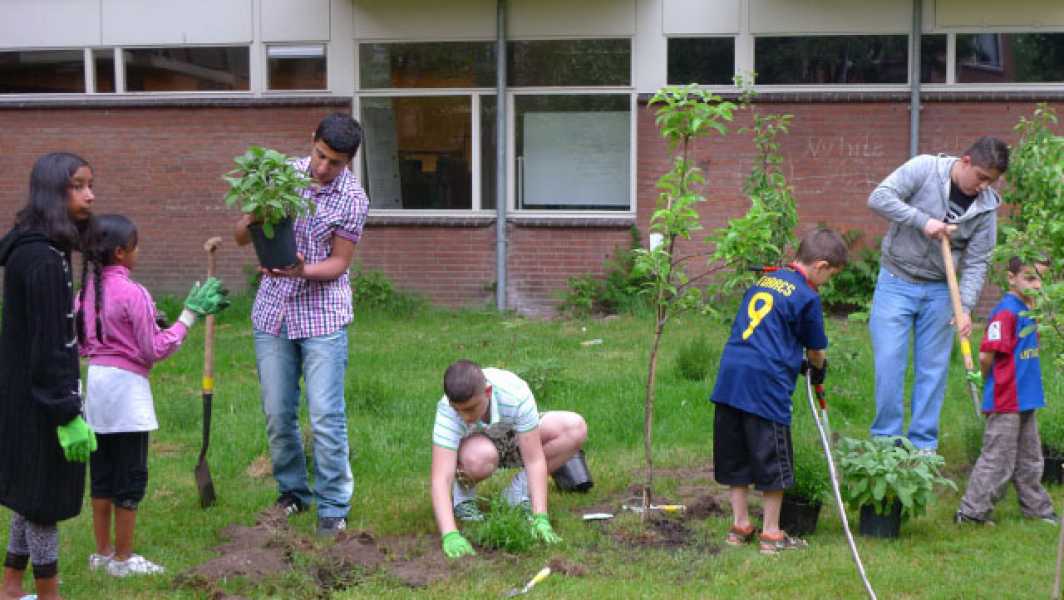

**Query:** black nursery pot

left=859, top=500, right=902, bottom=539
left=249, top=218, right=298, bottom=270
left=779, top=494, right=823, bottom=537
left=1043, top=446, right=1064, bottom=486
left=551, top=449, right=593, bottom=492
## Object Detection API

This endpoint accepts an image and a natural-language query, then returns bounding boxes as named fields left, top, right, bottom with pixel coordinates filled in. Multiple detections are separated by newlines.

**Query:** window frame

left=264, top=43, right=328, bottom=93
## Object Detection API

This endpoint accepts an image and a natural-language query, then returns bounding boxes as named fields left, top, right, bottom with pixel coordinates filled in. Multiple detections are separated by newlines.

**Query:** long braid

left=93, top=257, right=104, bottom=342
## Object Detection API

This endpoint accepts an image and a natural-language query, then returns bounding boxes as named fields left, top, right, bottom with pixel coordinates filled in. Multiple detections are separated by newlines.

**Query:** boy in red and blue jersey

left=711, top=228, right=848, bottom=555
left=956, top=256, right=1056, bottom=525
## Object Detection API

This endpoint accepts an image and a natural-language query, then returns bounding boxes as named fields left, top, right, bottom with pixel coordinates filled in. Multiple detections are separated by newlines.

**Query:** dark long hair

left=77, top=214, right=139, bottom=343
left=16, top=152, right=94, bottom=252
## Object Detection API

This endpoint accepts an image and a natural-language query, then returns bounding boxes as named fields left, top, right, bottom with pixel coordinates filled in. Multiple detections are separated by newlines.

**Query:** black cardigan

left=0, top=228, right=85, bottom=524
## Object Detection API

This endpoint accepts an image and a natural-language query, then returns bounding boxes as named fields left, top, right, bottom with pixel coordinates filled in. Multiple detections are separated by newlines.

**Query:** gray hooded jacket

left=868, top=154, right=999, bottom=311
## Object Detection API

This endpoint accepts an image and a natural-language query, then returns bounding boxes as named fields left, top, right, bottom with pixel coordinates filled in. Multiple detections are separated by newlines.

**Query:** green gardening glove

left=56, top=416, right=97, bottom=463
left=184, top=277, right=231, bottom=316
left=965, top=370, right=984, bottom=389
left=441, top=531, right=476, bottom=559
left=531, top=513, right=562, bottom=545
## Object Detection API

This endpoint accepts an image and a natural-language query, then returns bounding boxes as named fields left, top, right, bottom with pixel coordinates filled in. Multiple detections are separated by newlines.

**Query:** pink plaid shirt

left=251, top=157, right=369, bottom=339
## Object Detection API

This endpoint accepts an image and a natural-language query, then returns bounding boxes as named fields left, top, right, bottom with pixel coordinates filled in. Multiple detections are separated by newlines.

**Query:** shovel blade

left=195, top=458, right=216, bottom=508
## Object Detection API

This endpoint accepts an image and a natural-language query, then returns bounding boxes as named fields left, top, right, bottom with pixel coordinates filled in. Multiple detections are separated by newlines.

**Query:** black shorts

left=90, top=431, right=150, bottom=510
left=713, top=403, right=793, bottom=492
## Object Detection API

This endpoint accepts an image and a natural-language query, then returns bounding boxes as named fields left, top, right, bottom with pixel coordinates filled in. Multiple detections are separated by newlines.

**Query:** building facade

left=1, top=0, right=1062, bottom=313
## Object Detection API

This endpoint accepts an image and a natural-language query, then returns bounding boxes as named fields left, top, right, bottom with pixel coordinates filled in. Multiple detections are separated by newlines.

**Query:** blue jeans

left=253, top=324, right=353, bottom=518
left=868, top=268, right=953, bottom=450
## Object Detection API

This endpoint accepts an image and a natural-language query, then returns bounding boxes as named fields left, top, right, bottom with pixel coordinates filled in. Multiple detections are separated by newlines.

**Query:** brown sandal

left=759, top=531, right=808, bottom=555
left=725, top=523, right=756, bottom=546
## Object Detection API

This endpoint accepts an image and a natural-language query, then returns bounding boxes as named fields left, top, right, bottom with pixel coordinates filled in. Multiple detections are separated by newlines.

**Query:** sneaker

left=454, top=499, right=485, bottom=522
left=317, top=516, right=347, bottom=538
left=88, top=552, right=113, bottom=571
left=1038, top=513, right=1060, bottom=525
left=758, top=531, right=808, bottom=555
left=954, top=511, right=995, bottom=526
left=274, top=493, right=306, bottom=517
left=106, top=554, right=165, bottom=577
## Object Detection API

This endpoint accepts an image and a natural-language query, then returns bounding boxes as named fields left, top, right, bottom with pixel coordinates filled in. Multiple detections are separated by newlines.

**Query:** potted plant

left=780, top=438, right=830, bottom=536
left=223, top=145, right=314, bottom=269
left=836, top=436, right=956, bottom=539
left=1039, top=408, right=1064, bottom=485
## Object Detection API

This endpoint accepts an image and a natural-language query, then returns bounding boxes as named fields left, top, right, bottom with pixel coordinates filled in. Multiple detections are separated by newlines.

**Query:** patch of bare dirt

left=244, top=454, right=273, bottom=480
left=611, top=516, right=693, bottom=550
left=548, top=557, right=587, bottom=577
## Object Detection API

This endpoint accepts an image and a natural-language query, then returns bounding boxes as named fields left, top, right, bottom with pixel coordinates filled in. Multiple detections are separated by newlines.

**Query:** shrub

left=513, top=358, right=563, bottom=405
left=674, top=335, right=718, bottom=381
left=466, top=497, right=540, bottom=553
left=558, top=226, right=652, bottom=317
left=789, top=436, right=831, bottom=504
left=818, top=229, right=880, bottom=320
left=836, top=436, right=956, bottom=519
left=352, top=266, right=425, bottom=317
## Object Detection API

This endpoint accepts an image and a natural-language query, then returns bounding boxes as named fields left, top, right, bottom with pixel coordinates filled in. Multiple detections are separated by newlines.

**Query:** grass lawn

left=3, top=296, right=1062, bottom=599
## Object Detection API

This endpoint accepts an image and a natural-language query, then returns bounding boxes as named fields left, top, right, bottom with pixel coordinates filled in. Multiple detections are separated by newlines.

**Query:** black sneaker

left=317, top=516, right=347, bottom=538
left=275, top=493, right=306, bottom=517
left=954, top=511, right=994, bottom=526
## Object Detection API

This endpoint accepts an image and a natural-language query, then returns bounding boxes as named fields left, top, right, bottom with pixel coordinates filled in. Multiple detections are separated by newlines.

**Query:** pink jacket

left=77, top=265, right=188, bottom=377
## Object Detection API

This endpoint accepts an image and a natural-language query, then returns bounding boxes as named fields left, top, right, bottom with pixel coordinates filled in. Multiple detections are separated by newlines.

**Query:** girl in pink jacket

left=77, top=214, right=227, bottom=577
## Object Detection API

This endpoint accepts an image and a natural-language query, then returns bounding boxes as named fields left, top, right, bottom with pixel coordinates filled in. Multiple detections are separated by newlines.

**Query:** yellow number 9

left=741, top=292, right=774, bottom=340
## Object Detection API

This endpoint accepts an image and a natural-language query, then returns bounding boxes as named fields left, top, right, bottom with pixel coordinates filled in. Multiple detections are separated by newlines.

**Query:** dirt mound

left=548, top=557, right=587, bottom=577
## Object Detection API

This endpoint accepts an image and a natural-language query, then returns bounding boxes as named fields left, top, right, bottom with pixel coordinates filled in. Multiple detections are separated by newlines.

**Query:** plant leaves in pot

left=224, top=145, right=315, bottom=269
left=780, top=431, right=830, bottom=536
left=836, top=436, right=956, bottom=539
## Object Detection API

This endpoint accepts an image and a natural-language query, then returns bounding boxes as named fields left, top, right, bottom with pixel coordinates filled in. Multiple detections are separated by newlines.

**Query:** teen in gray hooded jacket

left=868, top=136, right=1009, bottom=451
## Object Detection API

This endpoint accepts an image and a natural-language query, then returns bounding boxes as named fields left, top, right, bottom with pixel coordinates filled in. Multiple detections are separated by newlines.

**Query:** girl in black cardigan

left=0, top=152, right=98, bottom=600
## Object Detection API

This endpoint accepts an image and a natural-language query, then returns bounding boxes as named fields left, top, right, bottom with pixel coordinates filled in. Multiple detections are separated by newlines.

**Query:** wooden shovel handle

left=202, top=237, right=222, bottom=393
left=939, top=236, right=976, bottom=372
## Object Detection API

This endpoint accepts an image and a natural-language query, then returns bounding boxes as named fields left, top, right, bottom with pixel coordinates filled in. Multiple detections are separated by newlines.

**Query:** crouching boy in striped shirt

left=430, top=360, right=588, bottom=558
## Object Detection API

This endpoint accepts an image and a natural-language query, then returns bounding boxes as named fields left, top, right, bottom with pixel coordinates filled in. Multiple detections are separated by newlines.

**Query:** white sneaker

left=502, top=469, right=530, bottom=507
left=88, top=552, right=113, bottom=571
left=106, top=554, right=165, bottom=577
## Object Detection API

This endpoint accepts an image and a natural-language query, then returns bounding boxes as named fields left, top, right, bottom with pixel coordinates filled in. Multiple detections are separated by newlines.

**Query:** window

left=359, top=42, right=495, bottom=89
left=957, top=33, right=1064, bottom=83
left=0, top=50, right=84, bottom=94
left=267, top=45, right=326, bottom=91
left=124, top=47, right=249, bottom=92
left=515, top=94, right=630, bottom=210
left=921, top=35, right=947, bottom=84
left=667, top=37, right=735, bottom=85
left=93, top=49, right=116, bottom=93
left=755, top=35, right=909, bottom=84
left=508, top=39, right=630, bottom=87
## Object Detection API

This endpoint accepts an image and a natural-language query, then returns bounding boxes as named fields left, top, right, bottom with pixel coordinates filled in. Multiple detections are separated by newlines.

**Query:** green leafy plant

left=513, top=358, right=563, bottom=405
left=674, top=334, right=718, bottom=382
left=351, top=265, right=426, bottom=317
left=465, top=497, right=539, bottom=554
left=558, top=226, right=652, bottom=317
left=789, top=436, right=831, bottom=504
left=836, top=436, right=956, bottom=519
left=997, top=104, right=1064, bottom=372
left=223, top=145, right=315, bottom=238
left=818, top=229, right=881, bottom=321
left=633, top=84, right=739, bottom=506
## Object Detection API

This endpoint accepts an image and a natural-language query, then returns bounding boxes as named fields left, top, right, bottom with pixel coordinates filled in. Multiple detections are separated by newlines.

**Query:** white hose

left=805, top=375, right=878, bottom=600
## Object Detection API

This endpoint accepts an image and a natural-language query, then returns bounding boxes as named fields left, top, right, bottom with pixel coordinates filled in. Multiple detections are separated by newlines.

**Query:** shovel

left=503, top=566, right=551, bottom=598
left=195, top=236, right=222, bottom=508
left=939, top=235, right=983, bottom=417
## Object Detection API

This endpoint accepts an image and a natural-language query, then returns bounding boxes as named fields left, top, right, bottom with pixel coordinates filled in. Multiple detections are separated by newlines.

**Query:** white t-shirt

left=85, top=364, right=158, bottom=433
left=432, top=368, right=539, bottom=451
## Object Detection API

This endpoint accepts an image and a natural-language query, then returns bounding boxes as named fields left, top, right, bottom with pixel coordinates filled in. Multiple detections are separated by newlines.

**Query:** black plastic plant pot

left=779, top=494, right=822, bottom=537
left=858, top=500, right=902, bottom=539
left=551, top=449, right=593, bottom=492
left=249, top=218, right=297, bottom=270
left=1043, top=449, right=1064, bottom=485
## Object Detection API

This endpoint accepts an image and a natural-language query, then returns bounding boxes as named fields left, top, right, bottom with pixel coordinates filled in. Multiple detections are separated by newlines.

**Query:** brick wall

left=1, top=98, right=1059, bottom=315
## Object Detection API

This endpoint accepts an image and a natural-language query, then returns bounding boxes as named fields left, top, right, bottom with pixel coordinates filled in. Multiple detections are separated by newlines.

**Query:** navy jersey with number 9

left=710, top=267, right=828, bottom=425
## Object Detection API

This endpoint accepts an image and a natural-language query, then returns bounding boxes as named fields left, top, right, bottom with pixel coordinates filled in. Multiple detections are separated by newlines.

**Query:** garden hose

left=804, top=375, right=877, bottom=600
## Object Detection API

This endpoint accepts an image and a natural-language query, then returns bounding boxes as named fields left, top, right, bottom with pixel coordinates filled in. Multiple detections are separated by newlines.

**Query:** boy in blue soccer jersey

left=955, top=256, right=1057, bottom=526
left=429, top=360, right=588, bottom=559
left=711, top=228, right=848, bottom=555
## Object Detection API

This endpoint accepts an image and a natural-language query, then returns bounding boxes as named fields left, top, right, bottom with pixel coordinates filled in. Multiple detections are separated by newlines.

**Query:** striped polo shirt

left=432, top=368, right=540, bottom=451
left=251, top=156, right=369, bottom=339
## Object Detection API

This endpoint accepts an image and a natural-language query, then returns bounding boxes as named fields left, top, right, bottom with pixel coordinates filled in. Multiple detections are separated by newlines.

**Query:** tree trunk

left=643, top=309, right=667, bottom=516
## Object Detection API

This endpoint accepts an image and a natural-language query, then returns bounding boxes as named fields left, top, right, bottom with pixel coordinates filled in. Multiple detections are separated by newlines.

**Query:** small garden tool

left=504, top=566, right=551, bottom=597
